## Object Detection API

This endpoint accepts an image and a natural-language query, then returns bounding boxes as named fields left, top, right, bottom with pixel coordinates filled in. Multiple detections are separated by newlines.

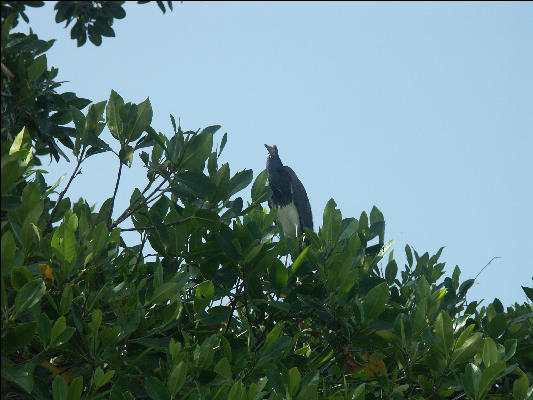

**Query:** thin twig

left=110, top=178, right=167, bottom=230
left=474, top=256, right=501, bottom=281
left=1, top=62, right=14, bottom=79
left=319, top=349, right=344, bottom=374
left=107, top=160, right=123, bottom=230
left=109, top=178, right=157, bottom=229
left=450, top=393, right=467, bottom=400
left=43, top=155, right=84, bottom=236
left=119, top=216, right=196, bottom=232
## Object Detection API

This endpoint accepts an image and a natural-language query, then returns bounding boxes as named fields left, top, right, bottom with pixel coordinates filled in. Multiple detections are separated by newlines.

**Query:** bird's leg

left=284, top=255, right=288, bottom=267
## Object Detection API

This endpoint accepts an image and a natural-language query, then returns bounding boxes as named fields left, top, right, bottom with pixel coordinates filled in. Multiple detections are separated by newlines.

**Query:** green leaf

left=67, top=376, right=83, bottom=400
left=452, top=332, right=483, bottom=364
left=369, top=205, right=385, bottom=243
left=513, top=375, right=529, bottom=400
left=458, top=279, right=474, bottom=298
left=478, top=361, right=506, bottom=400
left=50, top=316, right=66, bottom=347
left=251, top=169, right=268, bottom=202
left=180, top=130, right=213, bottom=171
left=214, top=357, right=231, bottom=380
left=52, top=375, right=68, bottom=400
left=118, top=144, right=133, bottom=166
left=228, top=169, right=253, bottom=198
left=434, top=310, right=454, bottom=356
left=90, top=309, right=103, bottom=333
left=150, top=282, right=182, bottom=305
left=454, top=323, right=475, bottom=348
left=71, top=106, right=86, bottom=138
left=13, top=279, right=45, bottom=319
left=269, top=259, right=288, bottom=291
left=1, top=322, right=37, bottom=356
left=88, top=27, right=102, bottom=46
left=258, top=336, right=292, bottom=367
left=28, top=54, right=47, bottom=81
left=463, top=363, right=481, bottom=399
left=350, top=383, right=366, bottom=400
left=107, top=2, right=126, bottom=18
left=10, top=266, right=32, bottom=290
left=1, top=14, right=18, bottom=51
left=290, top=246, right=309, bottom=276
left=195, top=280, right=215, bottom=305
left=168, top=361, right=187, bottom=395
left=129, top=97, right=152, bottom=142
left=21, top=220, right=41, bottom=254
left=338, top=217, right=358, bottom=241
left=193, top=335, right=218, bottom=369
left=166, top=134, right=181, bottom=163
left=169, top=114, right=177, bottom=132
left=45, top=174, right=67, bottom=198
left=228, top=380, right=245, bottom=400
left=1, top=231, right=16, bottom=274
left=522, top=286, right=533, bottom=302
left=503, top=339, right=517, bottom=362
left=322, top=198, right=342, bottom=244
left=175, top=171, right=215, bottom=197
left=216, top=225, right=240, bottom=261
left=405, top=245, right=413, bottom=267
left=219, top=132, right=227, bottom=155
left=375, top=329, right=401, bottom=346
left=106, top=90, right=125, bottom=140
left=413, top=301, right=427, bottom=333
left=199, top=125, right=221, bottom=136
left=385, top=260, right=398, bottom=284
left=487, top=313, right=507, bottom=338
left=51, top=214, right=78, bottom=264
left=207, top=151, right=217, bottom=176
left=288, top=367, right=301, bottom=398
left=85, top=101, right=106, bottom=137
left=482, top=337, right=499, bottom=367
left=59, top=284, right=73, bottom=315
left=95, top=369, right=115, bottom=390
left=263, top=323, right=284, bottom=353
left=363, top=282, right=389, bottom=321
left=1, top=361, right=33, bottom=393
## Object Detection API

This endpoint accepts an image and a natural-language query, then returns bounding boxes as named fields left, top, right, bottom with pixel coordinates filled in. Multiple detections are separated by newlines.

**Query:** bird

left=264, top=144, right=313, bottom=239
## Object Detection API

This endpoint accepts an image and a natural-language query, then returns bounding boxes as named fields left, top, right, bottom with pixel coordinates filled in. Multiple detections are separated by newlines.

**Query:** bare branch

left=1, top=62, right=14, bottom=80
left=474, top=256, right=501, bottom=281
left=110, top=177, right=167, bottom=230
left=42, top=155, right=84, bottom=236
left=107, top=160, right=123, bottom=230
left=119, top=216, right=195, bottom=232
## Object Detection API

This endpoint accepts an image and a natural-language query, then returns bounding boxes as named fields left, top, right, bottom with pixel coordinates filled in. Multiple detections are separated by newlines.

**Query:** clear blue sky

left=20, top=2, right=532, bottom=306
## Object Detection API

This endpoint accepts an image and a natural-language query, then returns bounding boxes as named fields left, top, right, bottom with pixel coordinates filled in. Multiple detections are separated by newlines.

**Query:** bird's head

left=265, top=144, right=283, bottom=170
left=265, top=144, right=283, bottom=167
left=264, top=144, right=279, bottom=158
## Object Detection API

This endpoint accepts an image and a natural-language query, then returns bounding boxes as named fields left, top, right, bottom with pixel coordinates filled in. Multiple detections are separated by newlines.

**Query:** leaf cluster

left=2, top=103, right=532, bottom=398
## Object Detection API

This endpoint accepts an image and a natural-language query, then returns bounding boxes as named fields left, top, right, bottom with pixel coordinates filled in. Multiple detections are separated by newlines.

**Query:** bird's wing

left=283, top=166, right=313, bottom=231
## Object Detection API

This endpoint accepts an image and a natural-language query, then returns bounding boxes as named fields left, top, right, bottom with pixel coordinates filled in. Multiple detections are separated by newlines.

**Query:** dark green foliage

left=2, top=4, right=533, bottom=400
left=1, top=12, right=90, bottom=162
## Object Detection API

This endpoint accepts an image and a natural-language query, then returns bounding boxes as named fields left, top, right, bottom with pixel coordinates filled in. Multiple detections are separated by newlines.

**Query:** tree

left=2, top=3, right=532, bottom=399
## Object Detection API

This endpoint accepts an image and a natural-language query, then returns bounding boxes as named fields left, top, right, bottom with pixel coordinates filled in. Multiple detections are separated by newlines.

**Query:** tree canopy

left=1, top=2, right=532, bottom=399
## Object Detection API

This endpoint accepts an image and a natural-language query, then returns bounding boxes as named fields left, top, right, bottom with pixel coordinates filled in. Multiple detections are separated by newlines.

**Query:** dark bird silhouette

left=264, top=144, right=313, bottom=238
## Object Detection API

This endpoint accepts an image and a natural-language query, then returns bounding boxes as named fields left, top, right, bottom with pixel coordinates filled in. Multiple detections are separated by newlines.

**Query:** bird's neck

left=266, top=156, right=283, bottom=172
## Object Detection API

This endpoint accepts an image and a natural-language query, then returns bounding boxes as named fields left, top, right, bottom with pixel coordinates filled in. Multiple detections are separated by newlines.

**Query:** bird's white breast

left=276, top=203, right=300, bottom=237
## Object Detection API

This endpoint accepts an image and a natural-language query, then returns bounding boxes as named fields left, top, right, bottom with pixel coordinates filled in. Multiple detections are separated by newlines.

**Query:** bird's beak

left=264, top=144, right=275, bottom=155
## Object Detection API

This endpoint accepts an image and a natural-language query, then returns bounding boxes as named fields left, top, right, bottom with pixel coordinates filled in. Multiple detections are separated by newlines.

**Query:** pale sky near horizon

left=18, top=2, right=532, bottom=306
